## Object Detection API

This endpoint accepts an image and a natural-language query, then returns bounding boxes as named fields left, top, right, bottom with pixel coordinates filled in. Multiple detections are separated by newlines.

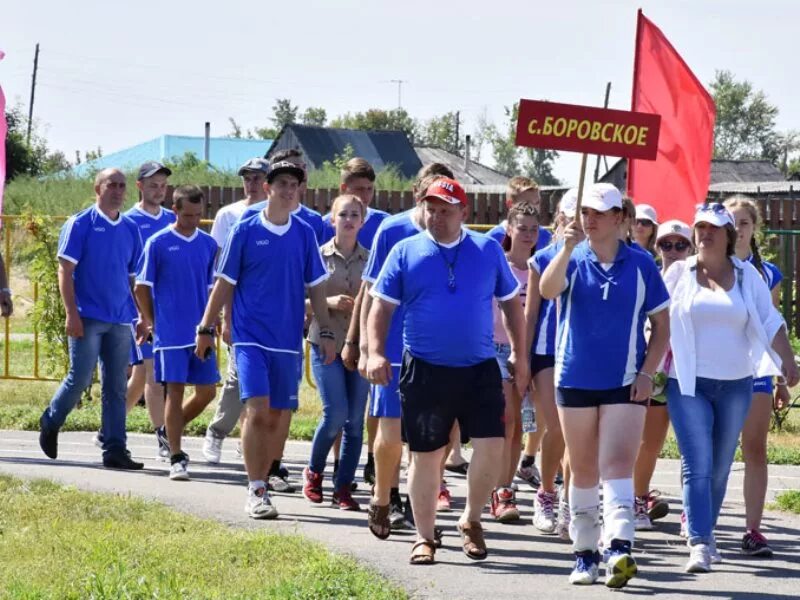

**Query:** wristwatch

left=0, top=288, right=11, bottom=296
left=344, top=339, right=358, bottom=347
left=196, top=325, right=215, bottom=336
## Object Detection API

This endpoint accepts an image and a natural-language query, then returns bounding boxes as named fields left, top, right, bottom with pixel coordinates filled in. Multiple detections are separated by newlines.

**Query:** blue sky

left=2, top=0, right=797, bottom=185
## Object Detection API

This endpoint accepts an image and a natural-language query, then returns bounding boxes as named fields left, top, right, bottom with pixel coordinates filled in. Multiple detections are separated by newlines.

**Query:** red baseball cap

left=421, top=177, right=468, bottom=207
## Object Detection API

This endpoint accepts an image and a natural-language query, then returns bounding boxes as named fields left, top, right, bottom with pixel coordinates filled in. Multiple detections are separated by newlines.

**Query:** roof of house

left=71, top=135, right=272, bottom=177
left=414, top=146, right=510, bottom=186
left=266, top=124, right=422, bottom=179
left=708, top=181, right=800, bottom=195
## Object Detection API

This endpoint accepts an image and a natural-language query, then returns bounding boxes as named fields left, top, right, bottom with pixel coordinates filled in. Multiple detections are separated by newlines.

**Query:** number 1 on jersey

left=600, top=281, right=610, bottom=301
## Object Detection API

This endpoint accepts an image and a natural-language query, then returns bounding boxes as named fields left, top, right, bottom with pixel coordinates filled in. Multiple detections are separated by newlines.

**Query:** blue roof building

left=71, top=135, right=272, bottom=176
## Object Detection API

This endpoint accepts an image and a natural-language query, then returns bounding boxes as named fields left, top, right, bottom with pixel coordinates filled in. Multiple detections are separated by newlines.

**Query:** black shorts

left=531, top=353, right=555, bottom=377
left=399, top=352, right=505, bottom=453
left=556, top=385, right=646, bottom=408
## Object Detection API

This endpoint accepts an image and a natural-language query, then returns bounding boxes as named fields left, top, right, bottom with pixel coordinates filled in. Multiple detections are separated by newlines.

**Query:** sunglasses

left=635, top=218, right=654, bottom=227
left=657, top=240, right=691, bottom=252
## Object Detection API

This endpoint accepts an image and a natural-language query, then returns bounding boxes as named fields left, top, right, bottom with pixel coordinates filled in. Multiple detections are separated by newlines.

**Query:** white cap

left=582, top=183, right=623, bottom=212
left=559, top=188, right=579, bottom=218
left=656, top=219, right=692, bottom=243
left=635, top=203, right=659, bottom=225
left=693, top=203, right=734, bottom=228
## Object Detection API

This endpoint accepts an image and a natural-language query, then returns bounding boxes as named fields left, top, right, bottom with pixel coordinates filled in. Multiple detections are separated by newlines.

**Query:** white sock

left=569, top=484, right=601, bottom=553
left=603, top=478, right=635, bottom=545
left=248, top=480, right=266, bottom=493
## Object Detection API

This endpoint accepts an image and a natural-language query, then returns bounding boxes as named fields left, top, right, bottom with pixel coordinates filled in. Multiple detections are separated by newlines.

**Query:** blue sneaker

left=569, top=550, right=600, bottom=585
left=604, top=539, right=637, bottom=589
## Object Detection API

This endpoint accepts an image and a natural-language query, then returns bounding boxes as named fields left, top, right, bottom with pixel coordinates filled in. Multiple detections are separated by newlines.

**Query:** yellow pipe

left=33, top=282, right=40, bottom=378
left=4, top=221, right=11, bottom=377
left=305, top=341, right=316, bottom=390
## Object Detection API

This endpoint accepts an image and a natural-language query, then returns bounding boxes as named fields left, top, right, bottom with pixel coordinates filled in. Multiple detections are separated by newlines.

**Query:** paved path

left=1, top=430, right=799, bottom=599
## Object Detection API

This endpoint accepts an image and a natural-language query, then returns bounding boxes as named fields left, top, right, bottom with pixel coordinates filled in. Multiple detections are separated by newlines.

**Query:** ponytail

left=750, top=236, right=767, bottom=283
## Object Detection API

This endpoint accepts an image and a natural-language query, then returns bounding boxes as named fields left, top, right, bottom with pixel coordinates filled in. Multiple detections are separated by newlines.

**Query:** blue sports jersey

left=240, top=201, right=325, bottom=244
left=57, top=205, right=143, bottom=324
left=529, top=241, right=563, bottom=356
left=123, top=205, right=176, bottom=242
left=372, top=229, right=520, bottom=367
left=137, top=226, right=218, bottom=349
left=321, top=206, right=390, bottom=248
left=363, top=209, right=423, bottom=365
left=554, top=240, right=670, bottom=389
left=487, top=221, right=552, bottom=252
left=217, top=211, right=328, bottom=353
left=747, top=255, right=783, bottom=290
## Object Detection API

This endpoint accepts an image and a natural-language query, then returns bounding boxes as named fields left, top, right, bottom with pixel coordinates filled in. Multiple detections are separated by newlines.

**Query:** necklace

left=432, top=231, right=464, bottom=293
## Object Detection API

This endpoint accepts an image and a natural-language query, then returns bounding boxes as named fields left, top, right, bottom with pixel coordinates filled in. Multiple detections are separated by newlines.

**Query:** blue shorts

left=154, top=347, right=220, bottom=385
left=128, top=322, right=154, bottom=366
left=495, top=343, right=513, bottom=381
left=235, top=345, right=299, bottom=409
left=753, top=376, right=774, bottom=395
left=370, top=365, right=401, bottom=418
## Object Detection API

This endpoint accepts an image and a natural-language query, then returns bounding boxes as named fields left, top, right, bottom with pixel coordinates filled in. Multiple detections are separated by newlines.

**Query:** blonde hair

left=506, top=176, right=539, bottom=205
left=330, top=194, right=366, bottom=220
left=724, top=195, right=765, bottom=277
left=340, top=157, right=375, bottom=185
left=413, top=163, right=454, bottom=197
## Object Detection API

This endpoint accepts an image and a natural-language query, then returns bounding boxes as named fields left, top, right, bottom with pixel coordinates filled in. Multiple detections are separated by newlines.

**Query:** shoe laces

left=746, top=529, right=768, bottom=545
left=575, top=551, right=598, bottom=571
left=538, top=490, right=556, bottom=513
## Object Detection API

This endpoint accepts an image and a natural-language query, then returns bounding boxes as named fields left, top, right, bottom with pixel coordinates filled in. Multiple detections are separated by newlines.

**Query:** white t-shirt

left=210, top=200, right=250, bottom=248
left=690, top=284, right=752, bottom=381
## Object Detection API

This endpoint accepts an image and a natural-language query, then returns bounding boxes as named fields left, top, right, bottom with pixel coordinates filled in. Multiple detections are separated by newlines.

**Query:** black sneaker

left=39, top=412, right=58, bottom=459
left=742, top=529, right=773, bottom=557
left=103, top=451, right=144, bottom=470
left=402, top=495, right=416, bottom=529
left=277, top=463, right=290, bottom=479
left=155, top=426, right=170, bottom=462
left=389, top=491, right=407, bottom=530
left=363, top=456, right=376, bottom=486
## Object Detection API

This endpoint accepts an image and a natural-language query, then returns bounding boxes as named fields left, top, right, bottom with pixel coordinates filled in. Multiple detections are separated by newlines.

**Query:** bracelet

left=776, top=376, right=788, bottom=386
left=638, top=371, right=654, bottom=381
left=344, top=339, right=358, bottom=347
left=319, top=331, right=336, bottom=341
left=196, top=325, right=215, bottom=336
left=0, top=288, right=10, bottom=296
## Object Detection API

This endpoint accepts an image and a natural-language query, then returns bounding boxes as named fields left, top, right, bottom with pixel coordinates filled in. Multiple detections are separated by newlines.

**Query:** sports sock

left=603, top=478, right=635, bottom=545
left=569, top=484, right=601, bottom=553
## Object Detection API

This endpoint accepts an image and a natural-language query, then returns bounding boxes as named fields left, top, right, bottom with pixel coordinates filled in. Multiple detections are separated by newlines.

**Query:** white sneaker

left=709, top=535, right=722, bottom=564
left=569, top=551, right=600, bottom=585
left=246, top=487, right=279, bottom=520
left=533, top=489, right=558, bottom=533
left=634, top=497, right=653, bottom=531
left=685, top=543, right=712, bottom=573
left=169, top=455, right=190, bottom=481
left=556, top=498, right=571, bottom=540
left=202, top=429, right=224, bottom=464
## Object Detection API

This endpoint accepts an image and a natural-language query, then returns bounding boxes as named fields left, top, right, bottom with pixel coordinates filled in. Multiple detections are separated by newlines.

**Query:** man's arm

left=308, top=282, right=336, bottom=365
left=366, top=295, right=396, bottom=386
left=358, top=282, right=374, bottom=378
left=195, top=279, right=235, bottom=359
left=134, top=284, right=154, bottom=345
left=58, top=258, right=83, bottom=338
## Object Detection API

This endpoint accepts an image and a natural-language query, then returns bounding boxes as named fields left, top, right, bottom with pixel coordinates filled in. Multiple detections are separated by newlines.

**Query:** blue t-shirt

left=136, top=227, right=218, bottom=349
left=57, top=205, right=143, bottom=324
left=320, top=207, right=390, bottom=248
left=529, top=241, right=562, bottom=356
left=372, top=229, right=520, bottom=367
left=363, top=209, right=424, bottom=365
left=747, top=255, right=783, bottom=290
left=217, top=211, right=328, bottom=353
left=241, top=201, right=325, bottom=245
left=554, top=240, right=670, bottom=389
left=123, top=205, right=176, bottom=242
left=487, top=221, right=552, bottom=252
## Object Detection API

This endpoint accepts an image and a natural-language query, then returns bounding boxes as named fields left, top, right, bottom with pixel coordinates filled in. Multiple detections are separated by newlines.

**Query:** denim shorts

left=495, top=343, right=513, bottom=381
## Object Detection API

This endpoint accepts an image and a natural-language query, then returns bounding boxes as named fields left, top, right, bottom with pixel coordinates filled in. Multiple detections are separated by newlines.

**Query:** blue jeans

left=309, top=344, right=370, bottom=488
left=666, top=376, right=753, bottom=545
left=43, top=318, right=131, bottom=456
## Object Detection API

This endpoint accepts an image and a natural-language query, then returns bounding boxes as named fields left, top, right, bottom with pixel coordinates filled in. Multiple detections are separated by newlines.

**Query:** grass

left=773, top=490, right=800, bottom=514
left=0, top=474, right=406, bottom=599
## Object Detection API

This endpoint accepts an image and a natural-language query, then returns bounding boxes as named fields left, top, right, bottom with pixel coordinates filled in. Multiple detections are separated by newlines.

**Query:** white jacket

left=663, top=255, right=784, bottom=396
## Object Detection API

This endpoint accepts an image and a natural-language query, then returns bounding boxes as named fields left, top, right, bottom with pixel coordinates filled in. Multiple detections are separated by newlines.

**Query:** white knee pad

left=569, top=484, right=601, bottom=552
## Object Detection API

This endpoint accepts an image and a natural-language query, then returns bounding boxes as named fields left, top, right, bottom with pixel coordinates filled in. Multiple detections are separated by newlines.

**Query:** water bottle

left=521, top=395, right=536, bottom=433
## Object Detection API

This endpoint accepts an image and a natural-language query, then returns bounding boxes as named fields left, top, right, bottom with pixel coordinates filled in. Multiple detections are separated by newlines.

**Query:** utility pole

left=389, top=79, right=405, bottom=109
left=593, top=81, right=612, bottom=183
left=26, top=43, right=40, bottom=146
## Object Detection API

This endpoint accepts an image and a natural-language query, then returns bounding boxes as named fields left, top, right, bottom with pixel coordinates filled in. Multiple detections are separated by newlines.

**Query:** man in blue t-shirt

left=368, top=177, right=528, bottom=563
left=135, top=185, right=219, bottom=482
left=123, top=160, right=175, bottom=461
left=39, top=168, right=145, bottom=470
left=195, top=159, right=336, bottom=520
left=486, top=175, right=552, bottom=251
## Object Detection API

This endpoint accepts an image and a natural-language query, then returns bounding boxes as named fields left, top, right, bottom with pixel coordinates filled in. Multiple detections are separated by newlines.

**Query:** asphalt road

left=1, top=430, right=799, bottom=599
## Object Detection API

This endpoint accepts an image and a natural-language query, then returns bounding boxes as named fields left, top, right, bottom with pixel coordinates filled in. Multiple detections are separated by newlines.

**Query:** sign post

left=515, top=99, right=662, bottom=215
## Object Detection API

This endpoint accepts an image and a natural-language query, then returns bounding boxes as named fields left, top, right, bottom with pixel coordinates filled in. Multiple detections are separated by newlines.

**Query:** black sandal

left=444, top=461, right=469, bottom=475
left=367, top=502, right=391, bottom=540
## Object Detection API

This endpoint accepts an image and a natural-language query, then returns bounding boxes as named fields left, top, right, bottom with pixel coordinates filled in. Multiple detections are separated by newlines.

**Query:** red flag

left=0, top=49, right=7, bottom=225
left=628, top=10, right=715, bottom=224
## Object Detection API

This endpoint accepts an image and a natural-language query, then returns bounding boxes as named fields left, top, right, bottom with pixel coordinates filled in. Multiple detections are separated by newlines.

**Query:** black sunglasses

left=635, top=218, right=655, bottom=227
left=658, top=240, right=691, bottom=252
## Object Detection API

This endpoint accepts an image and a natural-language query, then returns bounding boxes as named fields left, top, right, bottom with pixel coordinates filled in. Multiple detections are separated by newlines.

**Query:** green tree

left=417, top=112, right=463, bottom=155
left=329, top=108, right=418, bottom=139
left=301, top=107, right=327, bottom=127
left=489, top=104, right=520, bottom=176
left=710, top=70, right=780, bottom=162
left=227, top=117, right=243, bottom=138
left=271, top=98, right=299, bottom=130
left=4, top=105, right=72, bottom=177
left=522, top=148, right=561, bottom=186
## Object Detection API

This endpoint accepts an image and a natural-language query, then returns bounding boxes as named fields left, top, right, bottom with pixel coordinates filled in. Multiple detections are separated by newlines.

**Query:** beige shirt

left=307, top=239, right=369, bottom=353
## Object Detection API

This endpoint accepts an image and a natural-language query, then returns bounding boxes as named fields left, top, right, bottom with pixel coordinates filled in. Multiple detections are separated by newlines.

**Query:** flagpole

left=628, top=8, right=644, bottom=198
left=574, top=153, right=589, bottom=219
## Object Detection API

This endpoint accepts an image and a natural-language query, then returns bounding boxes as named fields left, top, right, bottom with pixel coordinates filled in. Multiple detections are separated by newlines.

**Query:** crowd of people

left=29, top=151, right=799, bottom=588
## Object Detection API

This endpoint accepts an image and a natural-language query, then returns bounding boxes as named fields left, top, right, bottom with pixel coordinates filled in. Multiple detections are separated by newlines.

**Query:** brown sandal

left=458, top=521, right=488, bottom=560
left=367, top=502, right=391, bottom=540
left=409, top=539, right=436, bottom=565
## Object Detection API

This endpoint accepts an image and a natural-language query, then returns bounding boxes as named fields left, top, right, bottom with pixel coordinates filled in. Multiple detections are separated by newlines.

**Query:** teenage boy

left=195, top=159, right=336, bottom=519
left=367, top=177, right=528, bottom=564
left=320, top=157, right=389, bottom=247
left=203, top=158, right=270, bottom=462
left=39, top=168, right=144, bottom=469
left=135, top=185, right=219, bottom=481
left=122, top=160, right=175, bottom=460
left=487, top=176, right=552, bottom=250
